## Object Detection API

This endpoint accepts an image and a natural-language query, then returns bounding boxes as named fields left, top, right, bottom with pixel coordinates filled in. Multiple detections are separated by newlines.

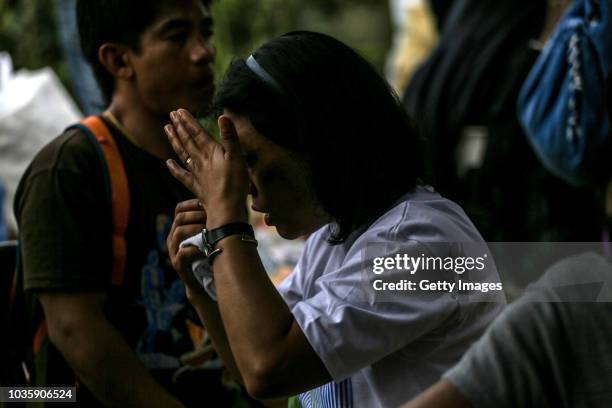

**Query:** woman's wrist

left=206, top=207, right=248, bottom=229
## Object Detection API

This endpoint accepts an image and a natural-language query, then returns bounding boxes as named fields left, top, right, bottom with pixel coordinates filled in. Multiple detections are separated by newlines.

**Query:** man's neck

left=106, top=98, right=176, bottom=160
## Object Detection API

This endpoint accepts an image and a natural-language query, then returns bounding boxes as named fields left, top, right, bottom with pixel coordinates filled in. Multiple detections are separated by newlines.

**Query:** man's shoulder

left=25, top=125, right=100, bottom=177
left=15, top=125, right=106, bottom=220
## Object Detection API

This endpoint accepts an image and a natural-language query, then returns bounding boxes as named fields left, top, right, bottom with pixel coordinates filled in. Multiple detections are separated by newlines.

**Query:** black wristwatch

left=201, top=222, right=257, bottom=263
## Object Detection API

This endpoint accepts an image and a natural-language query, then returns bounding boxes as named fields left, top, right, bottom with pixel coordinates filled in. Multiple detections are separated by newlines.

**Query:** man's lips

left=193, top=75, right=215, bottom=90
left=194, top=81, right=214, bottom=93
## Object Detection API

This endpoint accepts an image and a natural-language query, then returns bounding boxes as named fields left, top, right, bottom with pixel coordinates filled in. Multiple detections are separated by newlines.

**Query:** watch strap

left=203, top=222, right=255, bottom=249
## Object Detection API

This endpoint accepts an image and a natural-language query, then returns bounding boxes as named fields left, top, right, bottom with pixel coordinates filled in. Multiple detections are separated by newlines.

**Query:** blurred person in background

left=401, top=2, right=612, bottom=404
left=400, top=76, right=612, bottom=408
left=385, top=0, right=451, bottom=95
left=54, top=0, right=105, bottom=115
left=402, top=0, right=601, bottom=242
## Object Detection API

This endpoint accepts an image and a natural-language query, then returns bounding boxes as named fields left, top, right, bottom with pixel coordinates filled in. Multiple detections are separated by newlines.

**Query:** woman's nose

left=249, top=181, right=258, bottom=197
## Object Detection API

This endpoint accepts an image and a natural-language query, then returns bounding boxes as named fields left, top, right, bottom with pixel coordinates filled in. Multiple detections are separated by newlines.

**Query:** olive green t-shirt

left=14, top=118, right=244, bottom=406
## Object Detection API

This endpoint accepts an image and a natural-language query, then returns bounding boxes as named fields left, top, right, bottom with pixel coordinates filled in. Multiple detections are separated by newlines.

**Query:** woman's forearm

left=212, top=235, right=301, bottom=394
left=186, top=288, right=244, bottom=383
left=211, top=235, right=331, bottom=399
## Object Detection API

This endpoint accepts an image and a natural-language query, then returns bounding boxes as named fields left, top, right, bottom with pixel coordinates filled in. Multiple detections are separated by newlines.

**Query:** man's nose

left=190, top=36, right=215, bottom=64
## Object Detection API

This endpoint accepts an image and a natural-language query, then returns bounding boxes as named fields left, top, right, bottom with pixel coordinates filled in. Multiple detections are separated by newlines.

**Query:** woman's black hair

left=214, top=31, right=424, bottom=243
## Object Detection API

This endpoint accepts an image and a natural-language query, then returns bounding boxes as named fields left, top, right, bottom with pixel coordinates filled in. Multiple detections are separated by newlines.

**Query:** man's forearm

left=50, top=315, right=182, bottom=407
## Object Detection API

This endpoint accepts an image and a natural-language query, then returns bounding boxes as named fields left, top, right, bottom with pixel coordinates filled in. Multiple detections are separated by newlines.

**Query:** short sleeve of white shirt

left=276, top=187, right=502, bottom=392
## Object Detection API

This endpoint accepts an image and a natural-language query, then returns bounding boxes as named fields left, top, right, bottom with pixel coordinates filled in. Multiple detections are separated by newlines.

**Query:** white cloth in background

left=0, top=54, right=81, bottom=232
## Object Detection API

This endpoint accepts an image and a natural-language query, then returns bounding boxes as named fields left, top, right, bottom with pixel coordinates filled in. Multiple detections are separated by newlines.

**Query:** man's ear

left=98, top=43, right=134, bottom=80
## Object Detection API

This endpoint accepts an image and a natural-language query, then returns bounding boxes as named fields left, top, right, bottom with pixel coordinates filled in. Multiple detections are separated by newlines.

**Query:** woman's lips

left=251, top=204, right=267, bottom=213
left=251, top=205, right=273, bottom=226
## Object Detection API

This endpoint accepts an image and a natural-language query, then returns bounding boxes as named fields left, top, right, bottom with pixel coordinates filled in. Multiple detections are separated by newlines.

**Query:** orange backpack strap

left=25, top=117, right=130, bottom=359
left=77, top=116, right=131, bottom=285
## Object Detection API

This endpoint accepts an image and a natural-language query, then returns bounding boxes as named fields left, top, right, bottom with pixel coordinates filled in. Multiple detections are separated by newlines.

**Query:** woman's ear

left=97, top=43, right=134, bottom=80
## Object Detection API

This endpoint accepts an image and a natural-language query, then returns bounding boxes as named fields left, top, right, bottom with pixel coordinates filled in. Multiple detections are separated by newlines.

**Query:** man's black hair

left=76, top=0, right=211, bottom=105
left=214, top=31, right=425, bottom=243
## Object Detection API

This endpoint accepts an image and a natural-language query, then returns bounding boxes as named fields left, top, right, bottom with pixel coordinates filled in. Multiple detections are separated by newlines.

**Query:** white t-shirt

left=277, top=186, right=505, bottom=408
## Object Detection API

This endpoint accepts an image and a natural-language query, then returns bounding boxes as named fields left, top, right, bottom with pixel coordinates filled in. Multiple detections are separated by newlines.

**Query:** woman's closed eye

left=243, top=153, right=257, bottom=167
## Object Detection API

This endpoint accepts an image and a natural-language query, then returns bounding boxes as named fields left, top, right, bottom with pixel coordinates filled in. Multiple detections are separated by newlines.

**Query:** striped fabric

left=298, top=379, right=354, bottom=408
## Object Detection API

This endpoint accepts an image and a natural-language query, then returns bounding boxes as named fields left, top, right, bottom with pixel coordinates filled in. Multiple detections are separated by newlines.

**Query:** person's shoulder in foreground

left=403, top=251, right=612, bottom=408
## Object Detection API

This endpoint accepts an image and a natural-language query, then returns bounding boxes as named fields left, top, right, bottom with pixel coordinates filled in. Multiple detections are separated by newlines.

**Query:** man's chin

left=178, top=90, right=215, bottom=117
left=179, top=100, right=213, bottom=118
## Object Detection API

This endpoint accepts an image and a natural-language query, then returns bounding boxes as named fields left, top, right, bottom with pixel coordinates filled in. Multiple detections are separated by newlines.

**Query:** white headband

left=246, top=55, right=282, bottom=93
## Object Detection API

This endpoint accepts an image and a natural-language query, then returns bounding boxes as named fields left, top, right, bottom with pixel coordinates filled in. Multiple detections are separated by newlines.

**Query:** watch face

left=201, top=223, right=255, bottom=258
left=201, top=229, right=213, bottom=256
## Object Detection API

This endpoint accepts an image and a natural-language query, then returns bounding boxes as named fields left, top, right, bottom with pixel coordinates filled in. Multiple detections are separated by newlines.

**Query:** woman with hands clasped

left=164, top=31, right=503, bottom=408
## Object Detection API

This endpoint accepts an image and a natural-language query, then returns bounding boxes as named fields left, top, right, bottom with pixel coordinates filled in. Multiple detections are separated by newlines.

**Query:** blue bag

left=518, top=0, right=612, bottom=186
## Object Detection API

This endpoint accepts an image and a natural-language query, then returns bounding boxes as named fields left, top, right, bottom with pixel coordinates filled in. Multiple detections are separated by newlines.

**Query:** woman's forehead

left=223, top=110, right=301, bottom=163
left=224, top=112, right=266, bottom=151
